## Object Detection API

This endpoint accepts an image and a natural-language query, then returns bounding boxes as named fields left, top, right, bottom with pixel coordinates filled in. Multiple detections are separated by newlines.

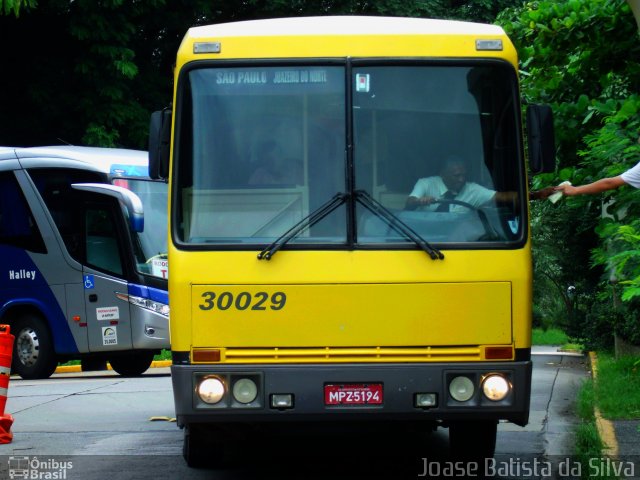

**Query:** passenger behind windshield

left=248, top=140, right=302, bottom=186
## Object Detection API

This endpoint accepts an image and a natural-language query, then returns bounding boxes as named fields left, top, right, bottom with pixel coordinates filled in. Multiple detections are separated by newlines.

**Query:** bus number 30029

left=199, top=291, right=287, bottom=311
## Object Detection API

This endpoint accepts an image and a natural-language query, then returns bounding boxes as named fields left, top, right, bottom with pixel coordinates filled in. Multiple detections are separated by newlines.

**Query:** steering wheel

left=429, top=198, right=476, bottom=212
left=427, top=199, right=500, bottom=241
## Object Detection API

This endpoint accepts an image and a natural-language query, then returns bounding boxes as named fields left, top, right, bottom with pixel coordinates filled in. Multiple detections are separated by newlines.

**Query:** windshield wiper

left=355, top=190, right=444, bottom=260
left=258, top=192, right=348, bottom=260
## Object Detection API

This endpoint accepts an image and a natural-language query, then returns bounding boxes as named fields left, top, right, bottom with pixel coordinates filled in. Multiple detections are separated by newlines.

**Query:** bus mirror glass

left=526, top=104, right=556, bottom=174
left=72, top=183, right=145, bottom=233
left=149, top=109, right=172, bottom=180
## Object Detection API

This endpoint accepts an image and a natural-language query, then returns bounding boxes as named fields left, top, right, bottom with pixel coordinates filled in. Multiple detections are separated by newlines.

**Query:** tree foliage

left=498, top=0, right=640, bottom=348
left=0, top=0, right=36, bottom=16
left=0, top=0, right=218, bottom=147
left=0, top=0, right=519, bottom=148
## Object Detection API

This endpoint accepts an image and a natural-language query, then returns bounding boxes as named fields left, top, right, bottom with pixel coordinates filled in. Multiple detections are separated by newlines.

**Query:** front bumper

left=171, top=361, right=531, bottom=427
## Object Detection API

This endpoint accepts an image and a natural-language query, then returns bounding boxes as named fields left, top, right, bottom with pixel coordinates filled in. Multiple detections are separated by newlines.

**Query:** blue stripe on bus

left=110, top=164, right=149, bottom=177
left=128, top=283, right=169, bottom=305
left=0, top=246, right=79, bottom=354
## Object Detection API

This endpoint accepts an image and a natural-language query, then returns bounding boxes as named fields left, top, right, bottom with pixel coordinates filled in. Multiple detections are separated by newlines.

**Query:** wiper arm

left=433, top=198, right=499, bottom=240
left=355, top=190, right=444, bottom=260
left=258, top=192, right=348, bottom=260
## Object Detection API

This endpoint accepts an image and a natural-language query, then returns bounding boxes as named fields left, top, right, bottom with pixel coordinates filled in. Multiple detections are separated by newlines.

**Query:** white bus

left=0, top=146, right=169, bottom=379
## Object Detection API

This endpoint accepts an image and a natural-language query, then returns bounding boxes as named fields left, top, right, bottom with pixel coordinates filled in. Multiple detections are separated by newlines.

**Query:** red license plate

left=324, top=383, right=383, bottom=405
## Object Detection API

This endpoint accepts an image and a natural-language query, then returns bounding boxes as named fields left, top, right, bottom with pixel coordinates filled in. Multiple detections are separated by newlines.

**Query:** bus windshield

left=175, top=61, right=524, bottom=248
left=115, top=178, right=168, bottom=278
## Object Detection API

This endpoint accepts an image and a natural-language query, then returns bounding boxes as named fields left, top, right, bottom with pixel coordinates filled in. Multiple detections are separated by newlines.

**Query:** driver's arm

left=493, top=188, right=555, bottom=204
left=493, top=191, right=518, bottom=204
left=405, top=195, right=435, bottom=210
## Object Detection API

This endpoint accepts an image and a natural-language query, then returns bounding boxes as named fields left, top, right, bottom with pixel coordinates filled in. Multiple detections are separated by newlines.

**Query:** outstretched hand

left=554, top=184, right=579, bottom=196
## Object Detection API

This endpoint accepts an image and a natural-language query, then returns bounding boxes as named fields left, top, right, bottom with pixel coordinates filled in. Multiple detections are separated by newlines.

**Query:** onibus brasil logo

left=8, top=456, right=73, bottom=479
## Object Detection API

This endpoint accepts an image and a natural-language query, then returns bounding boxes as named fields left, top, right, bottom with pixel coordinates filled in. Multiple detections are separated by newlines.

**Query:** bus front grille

left=193, top=346, right=486, bottom=363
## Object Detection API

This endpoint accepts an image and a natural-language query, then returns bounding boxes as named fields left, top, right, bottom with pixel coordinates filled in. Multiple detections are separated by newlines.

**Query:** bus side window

left=28, top=168, right=104, bottom=263
left=0, top=172, right=47, bottom=253
left=85, top=203, right=124, bottom=276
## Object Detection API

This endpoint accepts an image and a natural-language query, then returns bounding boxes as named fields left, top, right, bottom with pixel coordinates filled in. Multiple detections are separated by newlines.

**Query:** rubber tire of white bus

left=108, top=351, right=154, bottom=377
left=448, top=420, right=497, bottom=460
left=12, top=314, right=58, bottom=380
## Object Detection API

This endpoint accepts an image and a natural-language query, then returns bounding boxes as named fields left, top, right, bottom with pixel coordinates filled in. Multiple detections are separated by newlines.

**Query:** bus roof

left=188, top=16, right=505, bottom=38
left=180, top=16, right=515, bottom=65
left=0, top=146, right=149, bottom=177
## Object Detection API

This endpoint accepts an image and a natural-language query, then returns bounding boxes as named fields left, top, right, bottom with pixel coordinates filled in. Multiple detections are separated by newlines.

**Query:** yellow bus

left=149, top=16, right=555, bottom=465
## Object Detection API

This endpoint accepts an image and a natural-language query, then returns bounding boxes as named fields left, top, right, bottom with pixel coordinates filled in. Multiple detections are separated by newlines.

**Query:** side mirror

left=72, top=183, right=144, bottom=232
left=149, top=108, right=172, bottom=180
left=526, top=104, right=556, bottom=174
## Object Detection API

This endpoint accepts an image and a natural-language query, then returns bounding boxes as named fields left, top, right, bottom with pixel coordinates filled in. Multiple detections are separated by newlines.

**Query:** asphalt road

left=0, top=348, right=589, bottom=479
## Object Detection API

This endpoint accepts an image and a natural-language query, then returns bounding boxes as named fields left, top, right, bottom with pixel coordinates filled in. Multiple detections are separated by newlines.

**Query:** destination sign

left=215, top=69, right=329, bottom=85
left=191, top=67, right=343, bottom=95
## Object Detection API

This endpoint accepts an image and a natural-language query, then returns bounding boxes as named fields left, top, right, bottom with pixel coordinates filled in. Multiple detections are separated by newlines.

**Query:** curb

left=588, top=351, right=619, bottom=457
left=54, top=359, right=172, bottom=374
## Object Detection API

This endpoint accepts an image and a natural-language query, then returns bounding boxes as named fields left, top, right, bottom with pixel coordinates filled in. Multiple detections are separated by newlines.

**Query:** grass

left=532, top=327, right=569, bottom=345
left=572, top=353, right=640, bottom=480
left=592, top=353, right=640, bottom=420
left=154, top=349, right=172, bottom=361
left=532, top=327, right=585, bottom=352
left=574, top=379, right=616, bottom=480
left=58, top=359, right=81, bottom=366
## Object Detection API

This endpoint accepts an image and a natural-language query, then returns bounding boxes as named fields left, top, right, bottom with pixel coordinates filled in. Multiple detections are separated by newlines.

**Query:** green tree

left=1, top=0, right=36, bottom=16
left=0, top=0, right=220, bottom=147
left=498, top=0, right=640, bottom=349
left=0, top=0, right=519, bottom=148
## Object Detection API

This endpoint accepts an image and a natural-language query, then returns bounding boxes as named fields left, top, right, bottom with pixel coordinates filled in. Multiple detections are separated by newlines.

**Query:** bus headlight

left=481, top=374, right=511, bottom=401
left=197, top=376, right=226, bottom=404
left=449, top=376, right=475, bottom=402
left=116, top=292, right=170, bottom=317
left=232, top=378, right=258, bottom=404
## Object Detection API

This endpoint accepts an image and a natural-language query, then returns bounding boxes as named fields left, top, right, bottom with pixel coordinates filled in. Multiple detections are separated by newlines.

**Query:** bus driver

left=405, top=155, right=553, bottom=211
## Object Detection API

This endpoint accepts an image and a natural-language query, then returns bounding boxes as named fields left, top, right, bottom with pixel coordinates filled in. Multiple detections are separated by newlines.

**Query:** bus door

left=81, top=197, right=134, bottom=352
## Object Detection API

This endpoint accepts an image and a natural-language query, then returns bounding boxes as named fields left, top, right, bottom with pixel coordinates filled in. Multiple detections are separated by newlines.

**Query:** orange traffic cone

left=0, top=324, right=14, bottom=443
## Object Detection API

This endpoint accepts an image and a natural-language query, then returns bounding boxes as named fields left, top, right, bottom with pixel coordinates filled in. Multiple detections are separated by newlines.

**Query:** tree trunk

left=614, top=333, right=640, bottom=357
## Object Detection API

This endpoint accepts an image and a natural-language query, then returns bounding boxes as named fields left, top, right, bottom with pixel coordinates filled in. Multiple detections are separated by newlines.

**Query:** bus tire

left=183, top=423, right=209, bottom=468
left=12, top=314, right=58, bottom=380
left=183, top=424, right=236, bottom=468
left=448, top=420, right=497, bottom=460
left=108, top=351, right=155, bottom=377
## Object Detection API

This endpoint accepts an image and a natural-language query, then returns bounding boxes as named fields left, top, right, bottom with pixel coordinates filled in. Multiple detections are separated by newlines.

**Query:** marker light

left=482, top=374, right=511, bottom=401
left=415, top=393, right=438, bottom=408
left=197, top=376, right=226, bottom=404
left=449, top=376, right=475, bottom=402
left=475, top=39, right=503, bottom=51
left=270, top=394, right=294, bottom=409
left=194, top=42, right=221, bottom=54
left=192, top=349, right=221, bottom=363
left=232, top=378, right=258, bottom=404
